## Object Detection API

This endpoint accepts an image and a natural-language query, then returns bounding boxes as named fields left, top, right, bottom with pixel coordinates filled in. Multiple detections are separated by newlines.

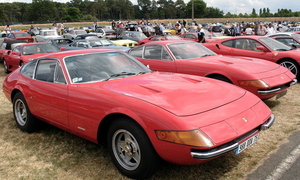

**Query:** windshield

left=167, top=42, right=217, bottom=59
left=259, top=37, right=292, bottom=51
left=89, top=39, right=114, bottom=47
left=292, top=34, right=300, bottom=41
left=22, top=44, right=59, bottom=55
left=16, top=33, right=29, bottom=37
left=64, top=51, right=151, bottom=83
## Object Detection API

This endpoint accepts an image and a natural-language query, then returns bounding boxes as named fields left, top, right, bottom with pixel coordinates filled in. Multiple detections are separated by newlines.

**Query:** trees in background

left=0, top=0, right=299, bottom=25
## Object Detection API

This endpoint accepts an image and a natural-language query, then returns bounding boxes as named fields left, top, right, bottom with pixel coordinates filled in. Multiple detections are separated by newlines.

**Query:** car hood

left=95, top=72, right=247, bottom=116
left=197, top=55, right=280, bottom=74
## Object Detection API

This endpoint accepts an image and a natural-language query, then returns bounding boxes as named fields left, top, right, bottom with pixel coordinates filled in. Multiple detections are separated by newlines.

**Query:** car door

left=227, top=39, right=274, bottom=60
left=129, top=44, right=176, bottom=72
left=29, top=59, right=69, bottom=126
left=8, top=46, right=22, bottom=69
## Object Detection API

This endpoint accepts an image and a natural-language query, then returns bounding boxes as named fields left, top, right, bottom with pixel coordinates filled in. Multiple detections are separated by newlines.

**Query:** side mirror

left=256, top=46, right=266, bottom=52
left=60, top=47, right=66, bottom=51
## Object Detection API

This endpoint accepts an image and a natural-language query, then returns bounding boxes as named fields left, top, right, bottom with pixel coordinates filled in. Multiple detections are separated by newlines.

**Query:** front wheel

left=107, top=118, right=161, bottom=179
left=279, top=59, right=299, bottom=80
left=3, top=59, right=10, bottom=73
left=13, top=92, right=38, bottom=133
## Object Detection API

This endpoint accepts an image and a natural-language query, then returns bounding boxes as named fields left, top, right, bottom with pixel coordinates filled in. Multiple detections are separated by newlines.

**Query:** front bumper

left=258, top=79, right=297, bottom=95
left=190, top=114, right=275, bottom=160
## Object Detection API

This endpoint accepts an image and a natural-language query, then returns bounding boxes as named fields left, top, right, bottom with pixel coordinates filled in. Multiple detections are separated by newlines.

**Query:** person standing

left=93, top=21, right=98, bottom=31
left=234, top=23, right=241, bottom=36
left=197, top=25, right=205, bottom=43
left=266, top=23, right=276, bottom=35
left=180, top=25, right=187, bottom=35
left=4, top=25, right=11, bottom=36
left=112, top=20, right=116, bottom=30
left=257, top=24, right=268, bottom=35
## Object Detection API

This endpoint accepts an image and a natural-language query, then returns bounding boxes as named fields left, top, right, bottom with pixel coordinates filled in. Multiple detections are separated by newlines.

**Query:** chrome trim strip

left=258, top=79, right=297, bottom=95
left=261, top=114, right=275, bottom=130
left=191, top=114, right=275, bottom=160
left=258, top=88, right=281, bottom=95
left=291, top=79, right=298, bottom=85
left=190, top=143, right=239, bottom=160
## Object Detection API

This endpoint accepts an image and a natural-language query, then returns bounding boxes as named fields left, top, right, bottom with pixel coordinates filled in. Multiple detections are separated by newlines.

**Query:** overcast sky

left=0, top=0, right=299, bottom=14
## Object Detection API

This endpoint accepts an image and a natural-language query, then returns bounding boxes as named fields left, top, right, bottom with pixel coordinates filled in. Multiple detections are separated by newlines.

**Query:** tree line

left=0, top=0, right=299, bottom=25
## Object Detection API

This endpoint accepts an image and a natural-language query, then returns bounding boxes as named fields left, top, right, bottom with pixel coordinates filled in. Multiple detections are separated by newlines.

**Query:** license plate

left=276, top=90, right=287, bottom=99
left=235, top=133, right=259, bottom=155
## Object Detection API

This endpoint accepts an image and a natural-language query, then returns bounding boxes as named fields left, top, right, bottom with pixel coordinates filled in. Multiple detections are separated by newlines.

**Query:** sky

left=0, top=0, right=299, bottom=14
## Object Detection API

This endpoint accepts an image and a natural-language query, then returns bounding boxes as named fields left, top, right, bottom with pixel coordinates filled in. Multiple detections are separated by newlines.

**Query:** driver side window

left=35, top=59, right=66, bottom=84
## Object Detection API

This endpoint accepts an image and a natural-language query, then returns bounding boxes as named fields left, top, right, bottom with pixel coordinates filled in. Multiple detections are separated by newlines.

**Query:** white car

left=35, top=30, right=63, bottom=42
left=63, top=29, right=87, bottom=40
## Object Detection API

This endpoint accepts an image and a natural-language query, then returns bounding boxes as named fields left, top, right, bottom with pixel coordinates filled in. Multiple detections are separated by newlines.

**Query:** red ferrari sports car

left=4, top=31, right=34, bottom=42
left=3, top=42, right=60, bottom=73
left=202, top=36, right=300, bottom=80
left=128, top=41, right=297, bottom=100
left=0, top=40, right=27, bottom=62
left=3, top=48, right=275, bottom=179
left=138, top=35, right=183, bottom=45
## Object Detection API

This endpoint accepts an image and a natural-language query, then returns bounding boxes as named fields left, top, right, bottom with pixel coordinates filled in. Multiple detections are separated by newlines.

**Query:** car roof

left=2, top=40, right=27, bottom=49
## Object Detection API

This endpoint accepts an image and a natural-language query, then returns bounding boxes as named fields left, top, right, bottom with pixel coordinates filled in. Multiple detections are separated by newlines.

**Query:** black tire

left=107, top=118, right=161, bottom=179
left=278, top=59, right=300, bottom=80
left=13, top=92, right=39, bottom=133
left=3, top=59, right=10, bottom=73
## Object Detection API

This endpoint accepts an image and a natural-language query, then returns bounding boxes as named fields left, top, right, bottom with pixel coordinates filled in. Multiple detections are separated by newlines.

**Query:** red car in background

left=0, top=40, right=27, bottom=62
left=3, top=48, right=275, bottom=179
left=128, top=40, right=297, bottom=100
left=203, top=36, right=300, bottom=80
left=3, top=42, right=60, bottom=73
left=138, top=35, right=184, bottom=45
left=4, top=32, right=34, bottom=42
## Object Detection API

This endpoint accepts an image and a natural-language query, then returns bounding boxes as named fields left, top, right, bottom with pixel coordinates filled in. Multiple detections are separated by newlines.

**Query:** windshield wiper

left=201, top=54, right=214, bottom=57
left=274, top=49, right=288, bottom=51
left=102, top=72, right=137, bottom=81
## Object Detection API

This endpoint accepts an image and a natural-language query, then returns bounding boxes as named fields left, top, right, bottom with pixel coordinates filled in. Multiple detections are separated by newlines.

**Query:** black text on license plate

left=276, top=90, right=287, bottom=100
left=235, top=133, right=259, bottom=155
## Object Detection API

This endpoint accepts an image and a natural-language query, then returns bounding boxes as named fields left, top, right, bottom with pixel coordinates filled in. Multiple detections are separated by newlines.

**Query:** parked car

left=63, top=29, right=87, bottom=40
left=4, top=32, right=34, bottom=42
left=67, top=39, right=130, bottom=51
left=270, top=36, right=300, bottom=48
left=203, top=36, right=300, bottom=80
left=73, top=34, right=99, bottom=40
left=128, top=40, right=296, bottom=100
left=0, top=40, right=27, bottom=62
left=2, top=48, right=275, bottom=179
left=116, top=31, right=147, bottom=42
left=284, top=26, right=300, bottom=32
left=27, top=28, right=40, bottom=36
left=110, top=39, right=138, bottom=48
left=3, top=42, right=60, bottom=73
left=35, top=30, right=63, bottom=42
left=89, top=28, right=117, bottom=39
left=45, top=38, right=73, bottom=49
left=138, top=35, right=184, bottom=45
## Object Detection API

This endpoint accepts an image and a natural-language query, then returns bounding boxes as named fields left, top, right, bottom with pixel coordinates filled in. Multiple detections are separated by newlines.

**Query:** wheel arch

left=97, top=113, right=145, bottom=144
left=206, top=73, right=233, bottom=83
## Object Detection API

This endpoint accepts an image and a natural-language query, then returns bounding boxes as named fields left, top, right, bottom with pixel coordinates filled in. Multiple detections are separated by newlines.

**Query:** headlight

left=238, top=79, right=269, bottom=88
left=155, top=129, right=214, bottom=147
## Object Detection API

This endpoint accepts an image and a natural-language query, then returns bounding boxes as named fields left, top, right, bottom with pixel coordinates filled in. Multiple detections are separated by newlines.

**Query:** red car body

left=4, top=32, right=34, bottom=42
left=138, top=35, right=184, bottom=45
left=0, top=40, right=27, bottom=62
left=202, top=36, right=300, bottom=80
left=3, top=48, right=274, bottom=179
left=128, top=40, right=296, bottom=100
left=3, top=42, right=60, bottom=73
